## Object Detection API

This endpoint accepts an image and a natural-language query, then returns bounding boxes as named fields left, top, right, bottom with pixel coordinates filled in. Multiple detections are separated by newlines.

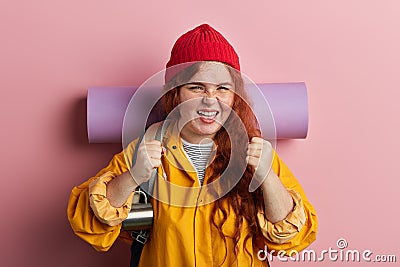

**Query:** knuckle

left=252, top=137, right=262, bottom=143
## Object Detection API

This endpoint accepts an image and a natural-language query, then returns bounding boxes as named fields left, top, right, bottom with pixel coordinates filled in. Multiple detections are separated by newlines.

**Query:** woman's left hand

left=246, top=137, right=274, bottom=191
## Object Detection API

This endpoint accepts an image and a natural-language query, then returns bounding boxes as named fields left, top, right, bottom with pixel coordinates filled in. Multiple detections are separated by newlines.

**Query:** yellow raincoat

left=68, top=122, right=317, bottom=266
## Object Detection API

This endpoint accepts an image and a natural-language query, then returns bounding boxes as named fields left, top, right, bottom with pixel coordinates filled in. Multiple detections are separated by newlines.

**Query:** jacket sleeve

left=67, top=143, right=136, bottom=252
left=257, top=151, right=318, bottom=254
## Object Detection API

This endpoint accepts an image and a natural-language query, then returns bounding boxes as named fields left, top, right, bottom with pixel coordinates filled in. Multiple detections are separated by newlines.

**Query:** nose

left=202, top=95, right=216, bottom=105
left=202, top=88, right=218, bottom=105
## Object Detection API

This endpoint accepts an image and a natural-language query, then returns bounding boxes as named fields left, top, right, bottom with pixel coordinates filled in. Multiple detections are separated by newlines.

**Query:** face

left=177, top=62, right=235, bottom=144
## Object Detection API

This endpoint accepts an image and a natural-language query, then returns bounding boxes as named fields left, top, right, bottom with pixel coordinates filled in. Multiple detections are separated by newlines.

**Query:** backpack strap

left=129, top=120, right=169, bottom=267
left=139, top=119, right=169, bottom=194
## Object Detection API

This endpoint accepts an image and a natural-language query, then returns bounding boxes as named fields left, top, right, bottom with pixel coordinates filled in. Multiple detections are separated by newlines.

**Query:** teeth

left=197, top=111, right=218, bottom=117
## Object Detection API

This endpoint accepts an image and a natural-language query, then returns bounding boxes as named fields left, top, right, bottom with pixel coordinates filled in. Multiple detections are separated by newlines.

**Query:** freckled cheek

left=217, top=96, right=235, bottom=111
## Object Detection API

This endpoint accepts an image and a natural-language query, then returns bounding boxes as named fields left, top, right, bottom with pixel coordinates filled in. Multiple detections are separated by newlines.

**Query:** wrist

left=124, top=171, right=140, bottom=191
left=260, top=169, right=276, bottom=189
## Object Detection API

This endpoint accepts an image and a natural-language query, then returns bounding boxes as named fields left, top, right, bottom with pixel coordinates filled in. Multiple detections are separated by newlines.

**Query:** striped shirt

left=181, top=138, right=214, bottom=186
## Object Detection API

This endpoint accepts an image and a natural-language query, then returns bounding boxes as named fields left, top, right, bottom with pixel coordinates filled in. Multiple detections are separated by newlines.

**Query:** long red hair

left=163, top=62, right=266, bottom=265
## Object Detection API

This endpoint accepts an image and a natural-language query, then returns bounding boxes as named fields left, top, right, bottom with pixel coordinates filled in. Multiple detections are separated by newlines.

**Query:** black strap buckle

left=131, top=230, right=150, bottom=245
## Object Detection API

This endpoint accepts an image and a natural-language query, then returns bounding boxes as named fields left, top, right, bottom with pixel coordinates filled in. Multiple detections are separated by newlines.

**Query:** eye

left=188, top=85, right=204, bottom=92
left=217, top=86, right=231, bottom=91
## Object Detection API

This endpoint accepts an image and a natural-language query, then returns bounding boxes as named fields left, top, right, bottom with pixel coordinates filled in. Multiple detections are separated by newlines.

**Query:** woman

left=68, top=24, right=317, bottom=266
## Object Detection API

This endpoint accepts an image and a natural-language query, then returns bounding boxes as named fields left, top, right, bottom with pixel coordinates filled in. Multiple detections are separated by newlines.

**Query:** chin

left=196, top=123, right=223, bottom=136
left=182, top=118, right=226, bottom=141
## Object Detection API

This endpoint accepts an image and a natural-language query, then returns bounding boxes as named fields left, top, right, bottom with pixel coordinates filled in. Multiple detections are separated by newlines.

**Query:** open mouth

left=197, top=110, right=219, bottom=123
left=197, top=110, right=219, bottom=117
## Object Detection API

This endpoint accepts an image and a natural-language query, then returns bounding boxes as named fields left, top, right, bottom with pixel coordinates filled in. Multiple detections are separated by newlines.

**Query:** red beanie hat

left=166, top=24, right=240, bottom=71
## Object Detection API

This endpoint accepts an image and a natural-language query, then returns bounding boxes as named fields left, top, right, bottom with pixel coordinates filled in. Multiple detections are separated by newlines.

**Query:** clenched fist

left=246, top=137, right=274, bottom=191
left=131, top=139, right=165, bottom=185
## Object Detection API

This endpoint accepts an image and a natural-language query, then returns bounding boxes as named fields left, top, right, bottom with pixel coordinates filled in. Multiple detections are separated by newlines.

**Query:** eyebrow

left=185, top=82, right=234, bottom=87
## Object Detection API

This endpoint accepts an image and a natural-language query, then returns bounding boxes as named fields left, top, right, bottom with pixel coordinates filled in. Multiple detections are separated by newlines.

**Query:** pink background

left=1, top=1, right=399, bottom=266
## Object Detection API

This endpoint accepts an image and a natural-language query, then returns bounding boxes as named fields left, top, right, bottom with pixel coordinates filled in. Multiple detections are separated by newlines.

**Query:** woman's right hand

left=130, top=139, right=164, bottom=185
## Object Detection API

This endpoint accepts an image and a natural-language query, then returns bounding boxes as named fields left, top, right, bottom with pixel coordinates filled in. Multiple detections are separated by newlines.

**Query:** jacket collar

left=161, top=119, right=217, bottom=184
